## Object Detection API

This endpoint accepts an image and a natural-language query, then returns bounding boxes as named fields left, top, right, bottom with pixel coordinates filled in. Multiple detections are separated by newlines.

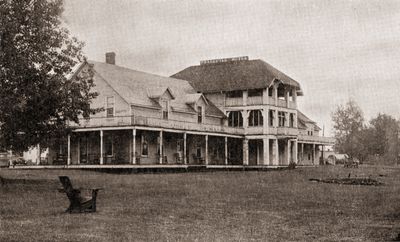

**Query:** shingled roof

left=89, top=61, right=225, bottom=117
left=297, top=110, right=321, bottom=131
left=171, top=58, right=302, bottom=93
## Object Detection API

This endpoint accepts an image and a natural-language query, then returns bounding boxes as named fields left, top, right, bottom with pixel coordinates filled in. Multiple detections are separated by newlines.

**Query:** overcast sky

left=63, top=0, right=400, bottom=135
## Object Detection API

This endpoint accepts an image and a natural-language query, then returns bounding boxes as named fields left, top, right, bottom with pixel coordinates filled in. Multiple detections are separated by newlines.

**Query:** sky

left=62, top=0, right=400, bottom=135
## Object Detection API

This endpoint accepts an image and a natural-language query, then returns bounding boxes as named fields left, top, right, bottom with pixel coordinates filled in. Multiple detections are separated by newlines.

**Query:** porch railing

left=298, top=135, right=335, bottom=145
left=70, top=115, right=245, bottom=135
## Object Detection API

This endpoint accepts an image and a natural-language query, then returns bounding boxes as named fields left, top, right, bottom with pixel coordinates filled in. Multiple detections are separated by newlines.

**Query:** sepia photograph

left=0, top=0, right=400, bottom=241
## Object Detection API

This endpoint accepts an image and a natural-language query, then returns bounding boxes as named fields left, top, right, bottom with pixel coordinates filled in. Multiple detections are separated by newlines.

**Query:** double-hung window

left=106, top=96, right=114, bottom=117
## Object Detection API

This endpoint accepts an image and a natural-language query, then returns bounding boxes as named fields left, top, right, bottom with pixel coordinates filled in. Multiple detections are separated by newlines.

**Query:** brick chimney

left=105, top=52, right=116, bottom=65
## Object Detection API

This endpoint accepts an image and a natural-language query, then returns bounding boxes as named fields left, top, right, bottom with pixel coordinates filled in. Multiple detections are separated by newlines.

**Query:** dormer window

left=106, top=96, right=114, bottom=117
left=162, top=100, right=169, bottom=120
left=197, top=106, right=203, bottom=123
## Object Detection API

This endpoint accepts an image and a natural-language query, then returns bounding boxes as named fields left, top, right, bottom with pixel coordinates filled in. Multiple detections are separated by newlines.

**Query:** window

left=105, top=135, right=113, bottom=157
left=106, top=96, right=114, bottom=117
left=268, top=87, right=273, bottom=97
left=289, top=113, right=294, bottom=127
left=228, top=111, right=243, bottom=127
left=269, top=110, right=274, bottom=126
left=278, top=111, right=286, bottom=127
left=226, top=90, right=243, bottom=98
left=248, top=110, right=263, bottom=126
left=162, top=100, right=169, bottom=120
left=197, top=106, right=203, bottom=123
left=248, top=89, right=263, bottom=97
left=141, top=135, right=148, bottom=156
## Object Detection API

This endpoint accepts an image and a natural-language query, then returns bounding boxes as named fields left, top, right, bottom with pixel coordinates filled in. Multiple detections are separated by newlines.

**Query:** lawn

left=0, top=166, right=399, bottom=241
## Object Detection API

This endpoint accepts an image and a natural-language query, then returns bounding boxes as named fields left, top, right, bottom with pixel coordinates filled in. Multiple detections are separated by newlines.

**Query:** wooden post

left=67, top=135, right=71, bottom=165
left=205, top=135, right=208, bottom=165
left=159, top=130, right=163, bottom=164
left=100, top=130, right=104, bottom=165
left=243, top=139, right=249, bottom=165
left=132, top=129, right=136, bottom=164
left=312, top=143, right=316, bottom=165
left=294, top=140, right=298, bottom=164
left=301, top=143, right=304, bottom=164
left=183, top=132, right=187, bottom=164
left=77, top=137, right=80, bottom=165
left=263, top=138, right=269, bottom=165
left=274, top=138, right=279, bottom=165
left=287, top=139, right=291, bottom=165
left=224, top=136, right=228, bottom=165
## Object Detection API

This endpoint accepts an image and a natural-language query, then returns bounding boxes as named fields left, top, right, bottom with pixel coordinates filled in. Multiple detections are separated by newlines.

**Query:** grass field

left=0, top=166, right=399, bottom=241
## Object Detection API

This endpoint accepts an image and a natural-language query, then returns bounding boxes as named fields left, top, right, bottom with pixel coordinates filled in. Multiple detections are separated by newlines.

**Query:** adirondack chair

left=58, top=176, right=101, bottom=213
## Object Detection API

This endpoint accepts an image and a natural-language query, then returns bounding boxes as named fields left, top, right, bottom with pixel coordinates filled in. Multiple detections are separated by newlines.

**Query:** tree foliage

left=0, top=0, right=98, bottom=152
left=332, top=100, right=364, bottom=158
left=332, top=101, right=400, bottom=163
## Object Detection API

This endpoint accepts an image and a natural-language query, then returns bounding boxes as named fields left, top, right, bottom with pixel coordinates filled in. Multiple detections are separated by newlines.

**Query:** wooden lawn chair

left=58, top=176, right=101, bottom=213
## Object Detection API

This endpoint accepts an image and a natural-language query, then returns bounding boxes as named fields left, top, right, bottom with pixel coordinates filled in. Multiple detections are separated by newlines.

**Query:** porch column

left=243, top=139, right=249, bottom=165
left=287, top=139, right=291, bottom=165
left=285, top=89, right=290, bottom=108
left=312, top=143, right=316, bottom=165
left=301, top=143, right=304, bottom=164
left=294, top=140, right=298, bottom=164
left=100, top=130, right=104, bottom=165
left=224, top=137, right=228, bottom=165
left=263, top=138, right=269, bottom=165
left=77, top=138, right=80, bottom=165
left=243, top=90, right=248, bottom=106
left=67, top=135, right=71, bottom=165
left=242, top=110, right=249, bottom=128
left=274, top=138, right=279, bottom=165
left=262, top=108, right=268, bottom=133
left=293, top=91, right=297, bottom=109
left=159, top=130, right=163, bottom=164
left=262, top=88, right=268, bottom=104
left=132, top=129, right=136, bottom=164
left=274, top=85, right=278, bottom=106
left=183, top=132, right=187, bottom=164
left=205, top=135, right=209, bottom=165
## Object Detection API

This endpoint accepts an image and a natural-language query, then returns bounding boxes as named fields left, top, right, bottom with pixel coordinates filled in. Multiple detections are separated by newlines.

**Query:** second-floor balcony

left=298, top=135, right=335, bottom=145
left=225, top=97, right=243, bottom=106
left=70, top=115, right=245, bottom=135
left=247, top=96, right=263, bottom=105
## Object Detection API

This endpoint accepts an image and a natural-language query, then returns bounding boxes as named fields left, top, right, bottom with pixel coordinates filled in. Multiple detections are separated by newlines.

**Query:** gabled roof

left=297, top=110, right=321, bottom=131
left=171, top=58, right=302, bottom=94
left=88, top=61, right=225, bottom=117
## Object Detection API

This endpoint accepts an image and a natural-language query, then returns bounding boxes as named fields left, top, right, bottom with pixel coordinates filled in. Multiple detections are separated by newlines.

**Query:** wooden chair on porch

left=58, top=176, right=102, bottom=213
left=192, top=154, right=205, bottom=164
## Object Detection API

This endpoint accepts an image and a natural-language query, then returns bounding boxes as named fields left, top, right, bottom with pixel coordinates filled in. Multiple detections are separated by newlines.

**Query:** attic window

left=197, top=106, right=203, bottom=123
left=226, top=90, right=242, bottom=98
left=248, top=89, right=263, bottom=97
left=162, top=100, right=169, bottom=120
left=106, top=96, right=114, bottom=117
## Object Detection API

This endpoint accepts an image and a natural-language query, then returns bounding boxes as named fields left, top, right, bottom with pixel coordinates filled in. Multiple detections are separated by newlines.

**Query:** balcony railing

left=225, top=97, right=243, bottom=106
left=276, top=127, right=298, bottom=136
left=298, top=135, right=335, bottom=145
left=70, top=115, right=244, bottom=135
left=277, top=99, right=287, bottom=107
left=247, top=96, right=263, bottom=105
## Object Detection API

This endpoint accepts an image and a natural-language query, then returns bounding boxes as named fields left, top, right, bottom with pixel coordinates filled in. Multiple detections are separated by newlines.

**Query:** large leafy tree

left=332, top=100, right=364, bottom=158
left=366, top=114, right=399, bottom=162
left=0, top=0, right=98, bottom=152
